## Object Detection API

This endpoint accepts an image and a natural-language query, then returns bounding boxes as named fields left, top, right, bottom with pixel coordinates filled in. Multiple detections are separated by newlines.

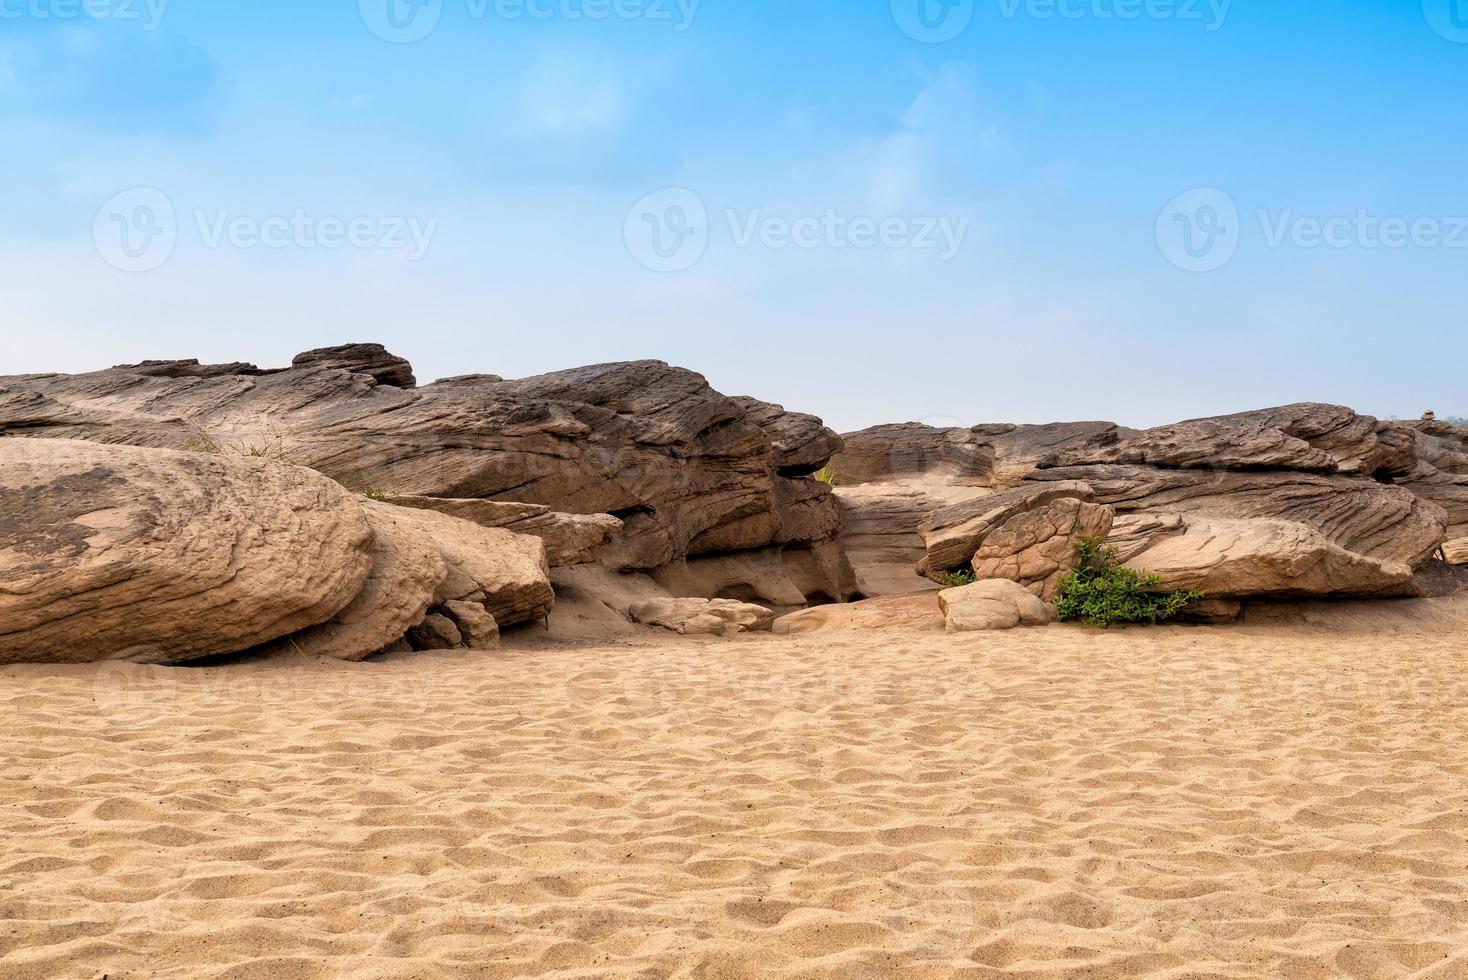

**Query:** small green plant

left=939, top=567, right=977, bottom=590
left=359, top=488, right=400, bottom=502
left=1054, top=538, right=1203, bottom=629
left=813, top=465, right=838, bottom=487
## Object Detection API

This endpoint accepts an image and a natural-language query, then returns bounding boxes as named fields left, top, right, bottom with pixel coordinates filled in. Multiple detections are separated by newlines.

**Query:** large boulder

left=1048, top=403, right=1389, bottom=474
left=1027, top=404, right=1452, bottom=600
left=1031, top=466, right=1445, bottom=571
left=1110, top=514, right=1416, bottom=598
left=275, top=500, right=448, bottom=662
left=0, top=439, right=374, bottom=665
left=772, top=593, right=945, bottom=635
left=628, top=597, right=775, bottom=636
left=917, top=481, right=1101, bottom=578
left=969, top=497, right=1115, bottom=600
left=938, top=579, right=1058, bottom=632
left=291, top=343, right=417, bottom=389
left=278, top=500, right=552, bottom=662
left=0, top=351, right=847, bottom=576
left=364, top=502, right=554, bottom=628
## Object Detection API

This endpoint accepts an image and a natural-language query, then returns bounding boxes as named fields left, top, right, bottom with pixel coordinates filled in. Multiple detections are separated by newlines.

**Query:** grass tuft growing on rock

left=1055, top=538, right=1203, bottom=629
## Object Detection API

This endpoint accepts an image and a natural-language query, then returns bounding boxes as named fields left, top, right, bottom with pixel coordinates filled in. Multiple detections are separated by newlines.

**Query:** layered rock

left=1029, top=404, right=1451, bottom=598
left=1385, top=418, right=1468, bottom=548
left=0, top=439, right=374, bottom=665
left=369, top=503, right=553, bottom=629
left=841, top=403, right=1457, bottom=604
left=0, top=350, right=847, bottom=580
left=917, top=481, right=1102, bottom=579
left=387, top=495, right=621, bottom=567
left=832, top=421, right=1124, bottom=488
left=0, top=438, right=556, bottom=665
left=1106, top=515, right=1416, bottom=598
left=279, top=500, right=448, bottom=662
left=832, top=483, right=984, bottom=596
left=291, top=343, right=417, bottom=389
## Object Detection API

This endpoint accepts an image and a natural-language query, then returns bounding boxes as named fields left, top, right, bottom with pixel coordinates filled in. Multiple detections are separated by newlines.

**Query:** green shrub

left=939, top=568, right=977, bottom=590
left=813, top=465, right=838, bottom=487
left=1054, top=538, right=1203, bottom=628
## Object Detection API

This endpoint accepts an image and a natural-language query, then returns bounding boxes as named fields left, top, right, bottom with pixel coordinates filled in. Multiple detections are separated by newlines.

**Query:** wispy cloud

left=517, top=47, right=628, bottom=138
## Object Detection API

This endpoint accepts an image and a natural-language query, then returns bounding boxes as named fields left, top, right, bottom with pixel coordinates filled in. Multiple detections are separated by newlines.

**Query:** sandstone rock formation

left=1385, top=417, right=1468, bottom=549
left=278, top=500, right=448, bottom=662
left=0, top=439, right=375, bottom=665
left=832, top=421, right=1125, bottom=488
left=440, top=599, right=501, bottom=650
left=1107, top=515, right=1416, bottom=598
left=0, top=438, right=556, bottom=665
left=0, top=348, right=847, bottom=588
left=829, top=423, right=1123, bottom=595
left=837, top=403, right=1459, bottom=604
left=367, top=502, right=553, bottom=629
left=938, top=579, right=1059, bottom=633
left=967, top=498, right=1114, bottom=600
left=832, top=483, right=983, bottom=597
left=291, top=343, right=417, bottom=388
left=387, top=496, right=621, bottom=567
left=628, top=598, right=776, bottom=636
left=772, top=593, right=946, bottom=635
left=917, top=481, right=1103, bottom=580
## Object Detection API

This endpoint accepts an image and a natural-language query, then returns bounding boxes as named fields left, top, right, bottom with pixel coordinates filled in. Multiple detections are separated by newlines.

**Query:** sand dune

left=3, top=602, right=1468, bottom=978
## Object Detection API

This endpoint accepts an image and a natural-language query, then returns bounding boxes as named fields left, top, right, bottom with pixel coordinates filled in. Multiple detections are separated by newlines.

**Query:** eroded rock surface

left=0, top=439, right=374, bottom=664
left=970, top=498, right=1115, bottom=600
left=388, top=496, right=621, bottom=567
left=917, top=481, right=1101, bottom=579
left=0, top=351, right=845, bottom=575
left=628, top=598, right=776, bottom=636
left=939, top=579, right=1059, bottom=633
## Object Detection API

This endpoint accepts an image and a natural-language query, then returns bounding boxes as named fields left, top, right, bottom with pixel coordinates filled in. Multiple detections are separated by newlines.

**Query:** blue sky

left=2, top=0, right=1465, bottom=430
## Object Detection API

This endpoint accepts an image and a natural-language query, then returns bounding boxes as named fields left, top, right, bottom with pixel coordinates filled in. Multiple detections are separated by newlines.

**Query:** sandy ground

left=3, top=602, right=1468, bottom=979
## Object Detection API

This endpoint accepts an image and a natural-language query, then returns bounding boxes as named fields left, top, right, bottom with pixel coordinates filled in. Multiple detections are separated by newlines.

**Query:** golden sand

left=3, top=604, right=1467, bottom=978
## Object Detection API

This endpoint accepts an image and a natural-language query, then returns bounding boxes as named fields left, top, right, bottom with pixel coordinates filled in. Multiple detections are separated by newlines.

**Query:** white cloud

left=867, top=64, right=985, bottom=213
left=518, top=48, right=627, bottom=138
